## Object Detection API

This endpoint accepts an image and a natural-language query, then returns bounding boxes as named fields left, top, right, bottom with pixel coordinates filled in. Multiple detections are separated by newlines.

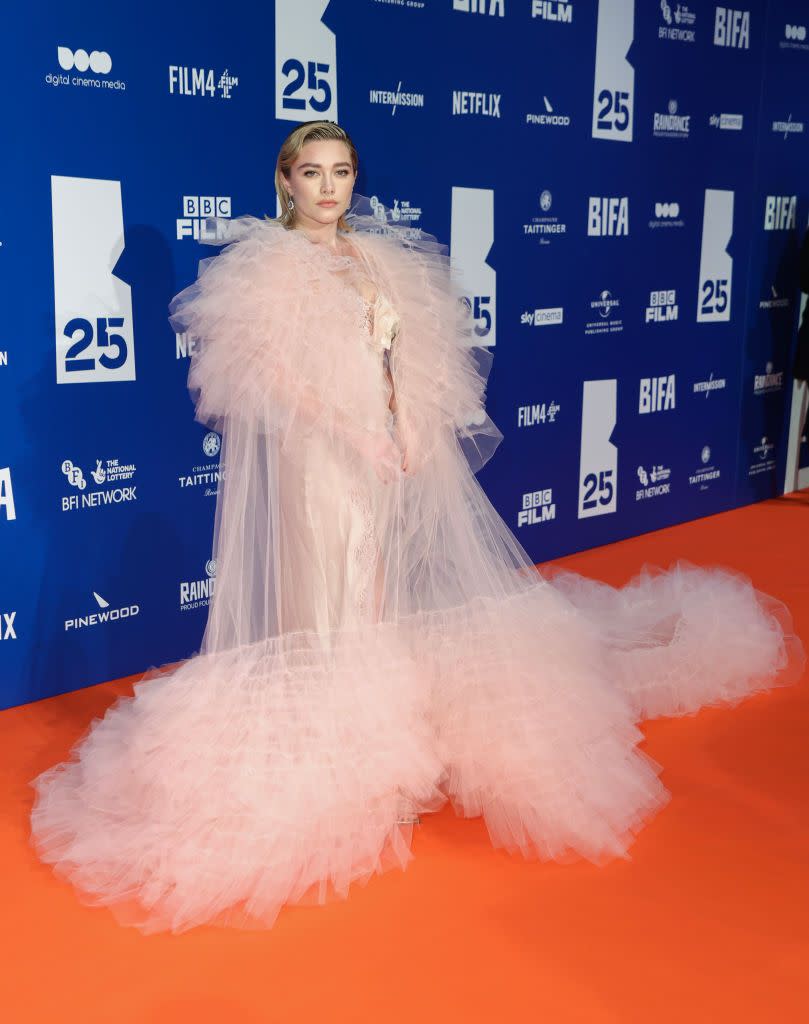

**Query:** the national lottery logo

left=771, top=115, right=805, bottom=140
left=714, top=7, right=751, bottom=49
left=369, top=195, right=423, bottom=227
left=453, top=0, right=504, bottom=16
left=585, top=290, right=623, bottom=336
left=689, top=446, right=721, bottom=490
left=0, top=610, right=16, bottom=640
left=518, top=488, right=556, bottom=528
left=179, top=433, right=222, bottom=496
left=708, top=112, right=744, bottom=131
left=639, top=375, right=676, bottom=413
left=781, top=24, right=808, bottom=51
left=179, top=559, right=217, bottom=612
left=759, top=285, right=790, bottom=311
left=653, top=99, right=691, bottom=139
left=523, top=190, right=568, bottom=245
left=177, top=196, right=232, bottom=241
left=764, top=195, right=797, bottom=231
left=587, top=197, right=629, bottom=236
left=168, top=66, right=238, bottom=99
left=0, top=467, right=16, bottom=522
left=521, top=308, right=564, bottom=327
left=753, top=362, right=784, bottom=395
left=646, top=289, right=679, bottom=323
left=659, top=2, right=696, bottom=42
left=60, top=458, right=137, bottom=512
left=531, top=1, right=573, bottom=24
left=750, top=436, right=776, bottom=476
left=636, top=464, right=672, bottom=501
left=525, top=95, right=572, bottom=128
left=452, top=91, right=501, bottom=118
left=65, top=590, right=140, bottom=632
left=517, top=401, right=560, bottom=427
left=369, top=82, right=424, bottom=114
left=46, top=47, right=126, bottom=91
left=693, top=372, right=727, bottom=397
left=649, top=201, right=684, bottom=230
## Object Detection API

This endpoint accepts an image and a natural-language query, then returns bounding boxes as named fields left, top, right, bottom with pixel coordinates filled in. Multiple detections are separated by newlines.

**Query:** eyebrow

left=296, top=162, right=352, bottom=170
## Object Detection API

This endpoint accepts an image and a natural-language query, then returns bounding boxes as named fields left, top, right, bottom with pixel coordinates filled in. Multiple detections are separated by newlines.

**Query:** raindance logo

left=517, top=401, right=560, bottom=427
left=587, top=197, right=629, bottom=236
left=531, top=1, right=573, bottom=23
left=659, top=2, right=696, bottom=42
left=649, top=201, right=684, bottom=230
left=653, top=99, right=691, bottom=139
left=518, top=488, right=556, bottom=528
left=369, top=82, right=424, bottom=114
left=585, top=291, right=623, bottom=336
left=753, top=362, right=783, bottom=395
left=714, top=7, right=750, bottom=49
left=646, top=289, right=679, bottom=323
left=46, top=46, right=126, bottom=90
left=636, top=464, right=671, bottom=501
left=180, top=560, right=217, bottom=611
left=65, top=591, right=140, bottom=632
left=772, top=115, right=805, bottom=139
left=693, top=372, right=727, bottom=397
left=525, top=95, right=571, bottom=128
left=0, top=611, right=16, bottom=640
left=177, top=196, right=231, bottom=241
left=709, top=112, right=743, bottom=131
left=639, top=375, right=676, bottom=413
left=749, top=436, right=775, bottom=476
left=179, top=432, right=221, bottom=496
left=169, top=66, right=238, bottom=99
left=689, top=446, right=721, bottom=490
left=521, top=308, right=563, bottom=327
left=61, top=457, right=137, bottom=512
left=523, top=190, right=568, bottom=245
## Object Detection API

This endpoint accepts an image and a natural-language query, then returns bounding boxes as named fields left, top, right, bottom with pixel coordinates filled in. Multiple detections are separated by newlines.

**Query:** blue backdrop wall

left=2, top=0, right=808, bottom=709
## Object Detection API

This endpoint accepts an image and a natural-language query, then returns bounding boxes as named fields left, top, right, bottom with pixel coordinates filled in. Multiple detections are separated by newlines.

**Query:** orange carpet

left=3, top=493, right=808, bottom=1023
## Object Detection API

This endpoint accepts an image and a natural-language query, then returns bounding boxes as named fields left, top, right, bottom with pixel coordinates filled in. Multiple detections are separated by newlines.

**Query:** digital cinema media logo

left=46, top=47, right=127, bottom=90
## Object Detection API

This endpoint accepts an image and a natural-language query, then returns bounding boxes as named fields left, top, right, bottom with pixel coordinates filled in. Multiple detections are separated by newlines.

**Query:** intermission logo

left=0, top=611, right=16, bottom=641
left=764, top=195, right=797, bottom=231
left=587, top=197, right=629, bottom=236
left=0, top=467, right=16, bottom=521
left=639, top=375, right=676, bottom=413
left=585, top=290, right=623, bottom=336
left=521, top=307, right=563, bottom=327
left=180, top=560, right=217, bottom=612
left=369, top=82, right=424, bottom=114
left=781, top=23, right=808, bottom=51
left=649, top=201, right=684, bottom=230
left=645, top=289, right=679, bottom=323
left=709, top=112, right=744, bottom=131
left=179, top=432, right=221, bottom=497
left=693, top=371, right=727, bottom=397
left=713, top=7, right=750, bottom=49
left=636, top=463, right=672, bottom=501
left=517, top=401, right=560, bottom=427
left=523, top=190, right=568, bottom=246
left=452, top=90, right=501, bottom=118
left=46, top=46, right=126, bottom=90
left=531, top=1, right=573, bottom=24
left=177, top=196, right=232, bottom=242
left=772, top=114, right=805, bottom=140
left=526, top=95, right=572, bottom=128
left=61, top=457, right=136, bottom=512
left=659, top=2, right=696, bottom=42
left=169, top=66, right=238, bottom=99
left=653, top=99, right=691, bottom=140
left=65, top=591, right=139, bottom=632
left=689, top=445, right=721, bottom=491
left=517, top=488, right=556, bottom=528
left=753, top=362, right=784, bottom=395
left=759, top=284, right=790, bottom=311
left=452, top=0, right=504, bottom=15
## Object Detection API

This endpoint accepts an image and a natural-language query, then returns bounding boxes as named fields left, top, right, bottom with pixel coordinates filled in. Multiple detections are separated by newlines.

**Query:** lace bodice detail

left=354, top=291, right=401, bottom=355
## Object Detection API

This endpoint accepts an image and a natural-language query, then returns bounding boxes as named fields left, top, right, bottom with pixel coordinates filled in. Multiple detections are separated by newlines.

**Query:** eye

left=303, top=170, right=317, bottom=177
left=337, top=169, right=350, bottom=176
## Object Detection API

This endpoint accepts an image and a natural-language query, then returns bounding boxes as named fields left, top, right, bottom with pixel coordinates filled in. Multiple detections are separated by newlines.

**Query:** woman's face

left=282, top=139, right=357, bottom=228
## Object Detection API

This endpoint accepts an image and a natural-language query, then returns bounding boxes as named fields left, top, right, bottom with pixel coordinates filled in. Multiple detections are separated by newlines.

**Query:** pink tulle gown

left=28, top=194, right=805, bottom=934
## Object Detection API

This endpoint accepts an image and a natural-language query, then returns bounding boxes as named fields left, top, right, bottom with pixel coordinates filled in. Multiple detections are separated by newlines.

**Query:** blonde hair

left=270, top=120, right=359, bottom=231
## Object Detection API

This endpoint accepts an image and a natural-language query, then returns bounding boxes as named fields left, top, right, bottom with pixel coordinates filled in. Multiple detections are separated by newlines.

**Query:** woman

left=29, top=121, right=804, bottom=934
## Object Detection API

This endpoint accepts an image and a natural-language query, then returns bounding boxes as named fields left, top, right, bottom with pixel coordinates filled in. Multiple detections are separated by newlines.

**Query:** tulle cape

left=28, top=195, right=804, bottom=934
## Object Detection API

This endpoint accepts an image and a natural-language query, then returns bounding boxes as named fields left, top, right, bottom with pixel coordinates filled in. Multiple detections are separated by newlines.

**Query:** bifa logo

left=764, top=195, right=797, bottom=231
left=177, top=196, right=231, bottom=241
left=645, top=290, right=678, bottom=323
left=453, top=0, right=504, bottom=16
left=169, top=66, right=238, bottom=99
left=587, top=197, right=629, bottom=236
left=714, top=7, right=750, bottom=49
left=180, top=560, right=217, bottom=612
left=639, top=375, right=676, bottom=413
left=65, top=591, right=140, bottom=632
left=518, top=488, right=556, bottom=528
left=0, top=467, right=16, bottom=521
left=521, top=308, right=563, bottom=326
left=0, top=611, right=16, bottom=640
left=532, top=1, right=573, bottom=23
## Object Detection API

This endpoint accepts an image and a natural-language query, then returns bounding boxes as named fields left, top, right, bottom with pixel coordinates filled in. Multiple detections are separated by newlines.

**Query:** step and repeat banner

left=2, top=0, right=808, bottom=708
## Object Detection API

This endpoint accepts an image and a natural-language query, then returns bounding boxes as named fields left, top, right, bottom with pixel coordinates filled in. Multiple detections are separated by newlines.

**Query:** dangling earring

left=287, top=196, right=295, bottom=212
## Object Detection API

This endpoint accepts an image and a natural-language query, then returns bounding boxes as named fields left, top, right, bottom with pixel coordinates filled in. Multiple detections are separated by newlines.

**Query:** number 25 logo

left=63, top=317, right=128, bottom=373
left=281, top=59, right=332, bottom=113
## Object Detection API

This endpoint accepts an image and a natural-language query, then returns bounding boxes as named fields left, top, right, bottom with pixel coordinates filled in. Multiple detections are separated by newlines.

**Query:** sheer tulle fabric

left=29, top=195, right=804, bottom=934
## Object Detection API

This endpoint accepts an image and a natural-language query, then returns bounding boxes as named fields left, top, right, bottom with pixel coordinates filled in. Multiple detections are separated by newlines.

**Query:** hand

left=348, top=428, right=403, bottom=484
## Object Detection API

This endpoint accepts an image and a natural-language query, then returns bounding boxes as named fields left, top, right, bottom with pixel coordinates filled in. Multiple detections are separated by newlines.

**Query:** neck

left=293, top=212, right=341, bottom=250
